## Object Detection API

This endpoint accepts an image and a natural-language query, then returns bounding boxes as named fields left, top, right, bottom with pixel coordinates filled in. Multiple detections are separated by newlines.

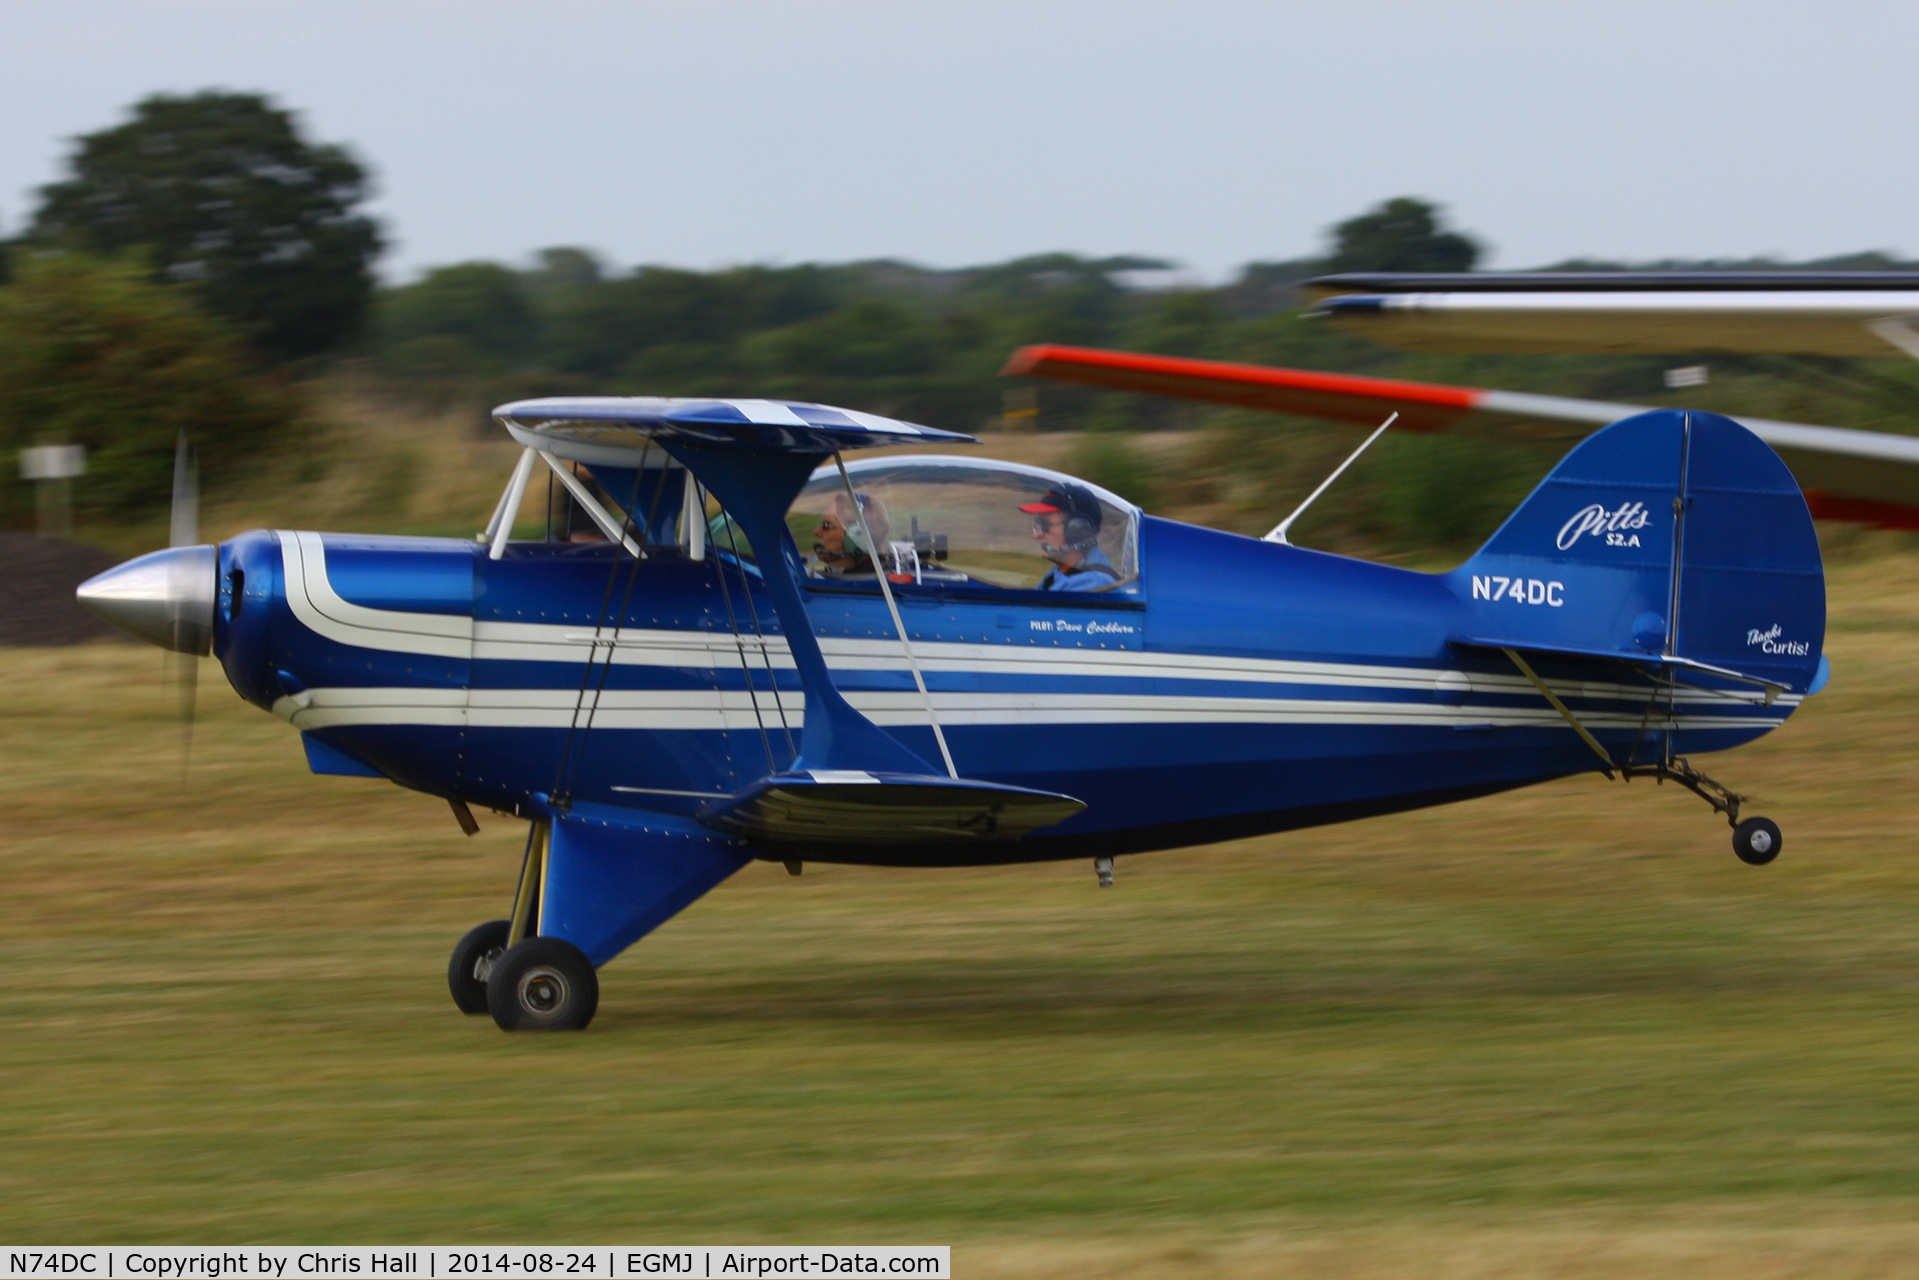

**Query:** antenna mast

left=1263, top=412, right=1398, bottom=545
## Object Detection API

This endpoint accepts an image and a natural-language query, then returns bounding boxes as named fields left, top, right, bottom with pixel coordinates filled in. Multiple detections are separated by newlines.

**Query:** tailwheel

left=1623, top=755, right=1779, bottom=862
left=1732, top=816, right=1782, bottom=866
left=447, top=919, right=511, bottom=1014
left=487, top=936, right=600, bottom=1031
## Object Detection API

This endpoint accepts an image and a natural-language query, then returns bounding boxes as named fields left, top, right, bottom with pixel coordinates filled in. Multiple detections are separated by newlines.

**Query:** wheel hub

left=473, top=947, right=503, bottom=985
left=519, top=966, right=570, bottom=1016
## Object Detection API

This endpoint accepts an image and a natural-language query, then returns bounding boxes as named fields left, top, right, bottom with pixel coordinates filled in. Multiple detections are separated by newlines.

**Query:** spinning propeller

left=166, top=436, right=201, bottom=773
left=74, top=434, right=218, bottom=775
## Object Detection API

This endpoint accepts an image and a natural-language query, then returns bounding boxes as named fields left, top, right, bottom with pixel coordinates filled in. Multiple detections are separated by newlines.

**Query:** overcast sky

left=5, top=1, right=1914, bottom=283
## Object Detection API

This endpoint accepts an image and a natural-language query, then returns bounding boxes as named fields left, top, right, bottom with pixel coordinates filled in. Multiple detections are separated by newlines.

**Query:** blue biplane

left=78, top=399, right=1828, bottom=1031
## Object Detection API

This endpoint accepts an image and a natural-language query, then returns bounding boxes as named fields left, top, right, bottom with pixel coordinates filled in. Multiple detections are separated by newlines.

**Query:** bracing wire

left=704, top=483, right=779, bottom=775
left=716, top=512, right=798, bottom=762
left=552, top=456, right=651, bottom=805
left=565, top=505, right=654, bottom=801
left=643, top=457, right=675, bottom=542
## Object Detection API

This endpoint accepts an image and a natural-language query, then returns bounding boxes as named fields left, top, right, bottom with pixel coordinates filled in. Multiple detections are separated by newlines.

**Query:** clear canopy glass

left=784, top=456, right=1139, bottom=593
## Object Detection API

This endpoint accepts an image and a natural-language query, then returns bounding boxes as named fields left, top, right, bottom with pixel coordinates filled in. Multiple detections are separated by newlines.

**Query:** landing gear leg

left=448, top=819, right=551, bottom=1017
left=461, top=818, right=602, bottom=1031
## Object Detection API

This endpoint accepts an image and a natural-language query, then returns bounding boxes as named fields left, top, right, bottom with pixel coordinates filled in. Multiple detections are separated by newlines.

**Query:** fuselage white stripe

left=279, top=684, right=1784, bottom=735
left=280, top=532, right=472, bottom=659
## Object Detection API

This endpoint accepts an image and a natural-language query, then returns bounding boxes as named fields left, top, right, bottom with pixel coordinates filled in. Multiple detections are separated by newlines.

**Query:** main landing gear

left=448, top=819, right=601, bottom=1031
left=1620, top=755, right=1782, bottom=867
left=449, top=926, right=600, bottom=1030
left=447, top=919, right=509, bottom=1014
left=486, top=936, right=599, bottom=1031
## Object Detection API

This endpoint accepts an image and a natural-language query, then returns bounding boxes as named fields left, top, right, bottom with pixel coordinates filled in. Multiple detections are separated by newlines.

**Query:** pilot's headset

left=1061, top=509, right=1100, bottom=553
left=1021, top=484, right=1103, bottom=554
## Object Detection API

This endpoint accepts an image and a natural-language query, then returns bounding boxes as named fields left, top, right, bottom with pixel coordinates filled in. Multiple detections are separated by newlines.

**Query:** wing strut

left=834, top=452, right=958, bottom=778
left=486, top=447, right=538, bottom=559
left=538, top=451, right=644, bottom=558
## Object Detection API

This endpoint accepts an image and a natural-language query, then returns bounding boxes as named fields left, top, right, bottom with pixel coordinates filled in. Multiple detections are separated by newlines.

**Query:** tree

left=378, top=263, right=538, bottom=367
left=28, top=91, right=382, bottom=363
left=542, top=264, right=843, bottom=380
left=1327, top=197, right=1481, bottom=274
left=0, top=252, right=302, bottom=523
left=523, top=247, right=605, bottom=303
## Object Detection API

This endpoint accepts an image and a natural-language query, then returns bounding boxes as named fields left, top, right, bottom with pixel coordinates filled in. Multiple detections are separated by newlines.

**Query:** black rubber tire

left=447, top=919, right=511, bottom=1015
left=486, top=936, right=600, bottom=1032
left=1732, top=816, right=1782, bottom=866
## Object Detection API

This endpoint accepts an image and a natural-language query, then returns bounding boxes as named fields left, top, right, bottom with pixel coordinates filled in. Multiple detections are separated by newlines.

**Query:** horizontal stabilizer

left=1449, top=635, right=1790, bottom=699
left=699, top=771, right=1087, bottom=844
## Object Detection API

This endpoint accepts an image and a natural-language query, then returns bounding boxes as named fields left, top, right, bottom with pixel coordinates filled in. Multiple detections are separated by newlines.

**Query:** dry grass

left=5, top=545, right=1919, bottom=1273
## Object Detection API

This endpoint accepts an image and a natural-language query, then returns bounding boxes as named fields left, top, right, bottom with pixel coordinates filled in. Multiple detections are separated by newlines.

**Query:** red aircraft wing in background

left=1001, top=343, right=1919, bottom=531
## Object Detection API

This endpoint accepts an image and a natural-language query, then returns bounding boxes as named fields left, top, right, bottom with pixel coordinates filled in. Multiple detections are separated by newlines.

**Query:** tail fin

left=1450, top=410, right=1825, bottom=693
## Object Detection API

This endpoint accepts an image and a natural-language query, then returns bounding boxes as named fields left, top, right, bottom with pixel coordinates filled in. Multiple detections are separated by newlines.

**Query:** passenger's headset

left=838, top=493, right=877, bottom=557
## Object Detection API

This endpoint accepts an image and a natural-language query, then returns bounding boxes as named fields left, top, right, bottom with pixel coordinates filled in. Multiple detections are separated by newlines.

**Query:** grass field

left=6, top=552, right=1919, bottom=1276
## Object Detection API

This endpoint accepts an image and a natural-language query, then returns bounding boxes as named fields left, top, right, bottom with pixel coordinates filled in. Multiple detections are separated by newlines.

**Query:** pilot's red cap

left=1018, top=484, right=1100, bottom=524
left=1019, top=485, right=1078, bottom=514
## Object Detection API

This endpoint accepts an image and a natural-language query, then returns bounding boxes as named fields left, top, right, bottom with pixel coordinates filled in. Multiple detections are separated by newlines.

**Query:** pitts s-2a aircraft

left=78, top=396, right=1828, bottom=1031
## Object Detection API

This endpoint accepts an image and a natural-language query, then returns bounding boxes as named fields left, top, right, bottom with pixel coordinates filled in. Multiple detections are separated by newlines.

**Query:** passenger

left=812, top=491, right=891, bottom=577
left=1019, top=484, right=1118, bottom=591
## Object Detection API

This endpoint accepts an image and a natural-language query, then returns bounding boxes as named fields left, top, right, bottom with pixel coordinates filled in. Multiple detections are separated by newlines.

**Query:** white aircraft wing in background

left=1303, top=272, right=1919, bottom=358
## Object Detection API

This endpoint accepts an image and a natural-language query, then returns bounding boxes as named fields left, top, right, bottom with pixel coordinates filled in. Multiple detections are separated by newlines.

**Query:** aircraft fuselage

left=215, top=516, right=1791, bottom=867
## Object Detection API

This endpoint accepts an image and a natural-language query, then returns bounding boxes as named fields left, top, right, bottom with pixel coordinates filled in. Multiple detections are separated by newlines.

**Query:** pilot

left=1020, top=484, right=1118, bottom=591
left=812, top=491, right=891, bottom=577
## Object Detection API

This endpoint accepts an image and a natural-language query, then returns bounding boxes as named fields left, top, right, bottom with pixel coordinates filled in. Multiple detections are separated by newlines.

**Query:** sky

left=5, top=0, right=1916, bottom=283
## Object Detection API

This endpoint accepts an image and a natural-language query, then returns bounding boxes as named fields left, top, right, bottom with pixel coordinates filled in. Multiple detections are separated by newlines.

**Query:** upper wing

left=1000, top=343, right=1919, bottom=530
left=494, top=396, right=975, bottom=466
left=1301, top=271, right=1919, bottom=357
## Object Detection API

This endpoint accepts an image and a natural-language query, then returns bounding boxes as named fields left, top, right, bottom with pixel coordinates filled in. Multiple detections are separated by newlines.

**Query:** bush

left=0, top=252, right=304, bottom=525
left=1068, top=431, right=1161, bottom=511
